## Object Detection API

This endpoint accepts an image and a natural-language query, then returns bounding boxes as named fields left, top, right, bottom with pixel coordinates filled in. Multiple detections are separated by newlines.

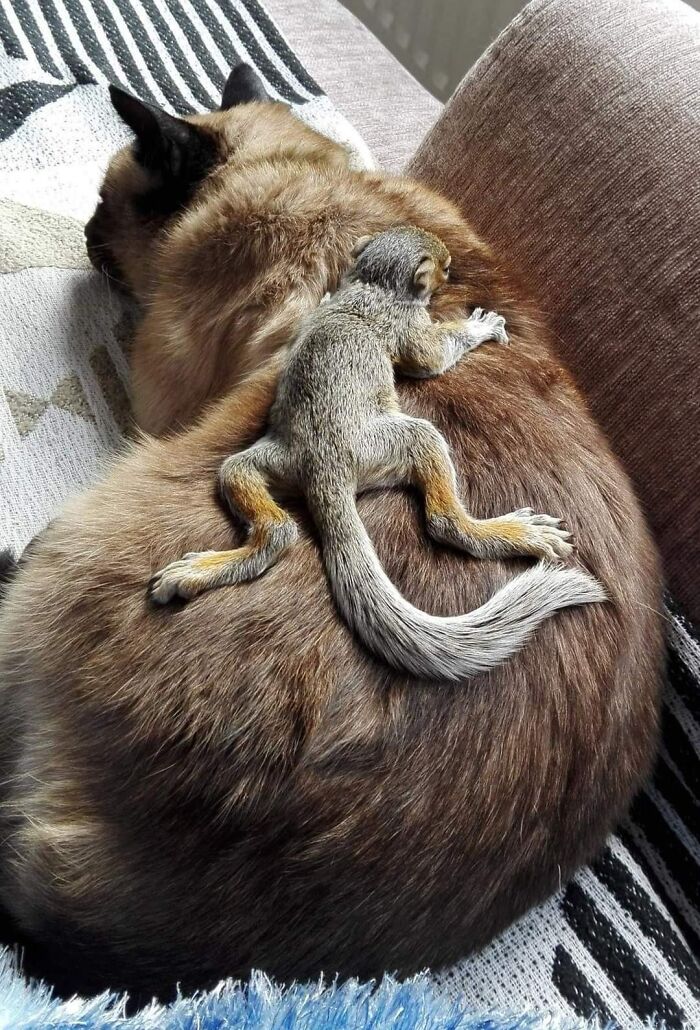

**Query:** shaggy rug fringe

left=0, top=952, right=616, bottom=1030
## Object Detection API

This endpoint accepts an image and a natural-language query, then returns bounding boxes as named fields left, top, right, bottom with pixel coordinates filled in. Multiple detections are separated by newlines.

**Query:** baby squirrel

left=150, top=227, right=604, bottom=681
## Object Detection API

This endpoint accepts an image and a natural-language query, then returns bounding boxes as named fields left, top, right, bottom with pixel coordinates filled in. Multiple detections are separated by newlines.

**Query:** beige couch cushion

left=408, top=0, right=700, bottom=624
left=266, top=0, right=442, bottom=170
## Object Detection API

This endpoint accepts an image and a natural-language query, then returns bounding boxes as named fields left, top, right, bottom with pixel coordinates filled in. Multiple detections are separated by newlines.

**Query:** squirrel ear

left=351, top=235, right=373, bottom=258
left=413, top=255, right=436, bottom=293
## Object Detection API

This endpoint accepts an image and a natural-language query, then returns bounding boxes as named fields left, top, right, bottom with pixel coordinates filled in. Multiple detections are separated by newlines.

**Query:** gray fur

left=150, top=227, right=605, bottom=680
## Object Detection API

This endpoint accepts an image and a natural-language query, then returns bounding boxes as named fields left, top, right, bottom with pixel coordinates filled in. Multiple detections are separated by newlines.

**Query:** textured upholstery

left=408, top=0, right=700, bottom=623
left=266, top=0, right=442, bottom=170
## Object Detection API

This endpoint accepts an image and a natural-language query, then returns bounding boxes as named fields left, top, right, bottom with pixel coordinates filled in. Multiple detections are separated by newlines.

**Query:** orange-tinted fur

left=0, top=94, right=663, bottom=1001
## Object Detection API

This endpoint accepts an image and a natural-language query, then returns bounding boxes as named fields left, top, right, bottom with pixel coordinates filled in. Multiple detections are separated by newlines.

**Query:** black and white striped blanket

left=0, top=1, right=697, bottom=1026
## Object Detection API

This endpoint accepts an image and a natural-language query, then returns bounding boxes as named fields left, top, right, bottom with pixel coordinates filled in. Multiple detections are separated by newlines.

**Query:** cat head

left=85, top=64, right=348, bottom=295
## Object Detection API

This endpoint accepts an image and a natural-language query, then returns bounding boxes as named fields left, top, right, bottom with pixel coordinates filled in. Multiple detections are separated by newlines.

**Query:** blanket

left=0, top=1, right=698, bottom=1027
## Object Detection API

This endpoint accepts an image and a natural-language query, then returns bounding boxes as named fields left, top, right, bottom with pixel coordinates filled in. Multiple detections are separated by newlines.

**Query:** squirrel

left=149, top=226, right=605, bottom=681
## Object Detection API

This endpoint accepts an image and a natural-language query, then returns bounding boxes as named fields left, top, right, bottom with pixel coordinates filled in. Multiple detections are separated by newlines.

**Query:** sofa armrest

left=408, top=0, right=700, bottom=623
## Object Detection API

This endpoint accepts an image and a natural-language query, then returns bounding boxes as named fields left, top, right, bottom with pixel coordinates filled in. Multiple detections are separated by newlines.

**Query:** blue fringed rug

left=0, top=957, right=607, bottom=1030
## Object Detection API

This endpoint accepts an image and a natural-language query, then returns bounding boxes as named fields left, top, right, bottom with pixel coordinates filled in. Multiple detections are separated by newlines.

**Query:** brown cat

left=0, top=66, right=663, bottom=1001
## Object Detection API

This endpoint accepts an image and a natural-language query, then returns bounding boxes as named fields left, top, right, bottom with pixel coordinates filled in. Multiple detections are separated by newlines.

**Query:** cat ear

left=221, top=64, right=270, bottom=108
left=109, top=85, right=212, bottom=179
left=351, top=235, right=374, bottom=258
left=413, top=255, right=436, bottom=293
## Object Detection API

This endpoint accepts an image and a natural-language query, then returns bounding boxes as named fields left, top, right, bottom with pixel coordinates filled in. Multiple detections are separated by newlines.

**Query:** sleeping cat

left=0, top=66, right=663, bottom=1000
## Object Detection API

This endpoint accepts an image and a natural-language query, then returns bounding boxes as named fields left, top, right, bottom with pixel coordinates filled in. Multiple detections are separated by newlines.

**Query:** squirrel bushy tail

left=308, top=483, right=606, bottom=682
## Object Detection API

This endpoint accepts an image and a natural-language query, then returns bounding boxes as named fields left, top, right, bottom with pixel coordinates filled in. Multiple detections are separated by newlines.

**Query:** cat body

left=0, top=69, right=663, bottom=998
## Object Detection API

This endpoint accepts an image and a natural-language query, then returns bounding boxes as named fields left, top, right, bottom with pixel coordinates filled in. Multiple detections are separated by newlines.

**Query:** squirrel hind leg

left=150, top=440, right=298, bottom=604
left=148, top=520, right=299, bottom=604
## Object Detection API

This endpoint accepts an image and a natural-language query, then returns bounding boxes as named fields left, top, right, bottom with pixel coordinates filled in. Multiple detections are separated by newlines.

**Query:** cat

left=0, top=66, right=663, bottom=1000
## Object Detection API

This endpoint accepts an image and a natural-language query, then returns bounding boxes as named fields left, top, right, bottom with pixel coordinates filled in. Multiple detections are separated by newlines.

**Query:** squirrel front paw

left=463, top=307, right=509, bottom=348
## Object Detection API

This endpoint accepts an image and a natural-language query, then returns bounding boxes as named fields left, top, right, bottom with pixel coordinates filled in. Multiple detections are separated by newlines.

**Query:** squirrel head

left=349, top=226, right=451, bottom=302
